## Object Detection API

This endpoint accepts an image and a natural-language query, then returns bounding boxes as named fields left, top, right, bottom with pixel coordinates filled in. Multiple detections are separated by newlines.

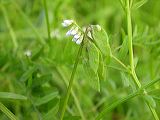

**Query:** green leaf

left=120, top=72, right=130, bottom=87
left=0, top=92, right=27, bottom=100
left=152, top=96, right=160, bottom=102
left=118, top=36, right=128, bottom=61
left=0, top=102, right=18, bottom=120
left=98, top=52, right=105, bottom=81
left=35, top=91, right=59, bottom=106
left=43, top=100, right=59, bottom=120
left=144, top=95, right=156, bottom=108
left=132, top=0, right=148, bottom=9
left=64, top=116, right=81, bottom=120
left=32, top=74, right=52, bottom=87
left=91, top=25, right=111, bottom=64
left=88, top=41, right=100, bottom=73
left=20, top=65, right=38, bottom=82
left=83, top=61, right=100, bottom=92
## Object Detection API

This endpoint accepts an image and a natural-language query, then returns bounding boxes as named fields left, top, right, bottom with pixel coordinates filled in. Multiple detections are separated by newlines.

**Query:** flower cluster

left=62, top=20, right=84, bottom=45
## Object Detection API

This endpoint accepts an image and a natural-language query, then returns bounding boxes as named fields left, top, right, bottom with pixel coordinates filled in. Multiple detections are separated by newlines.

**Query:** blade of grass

left=0, top=102, right=18, bottom=120
left=12, top=2, right=45, bottom=45
left=1, top=5, right=18, bottom=50
left=0, top=92, right=27, bottom=100
left=43, top=0, right=51, bottom=42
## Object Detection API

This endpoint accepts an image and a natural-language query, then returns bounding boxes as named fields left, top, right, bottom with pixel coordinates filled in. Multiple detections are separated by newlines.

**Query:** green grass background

left=0, top=0, right=160, bottom=120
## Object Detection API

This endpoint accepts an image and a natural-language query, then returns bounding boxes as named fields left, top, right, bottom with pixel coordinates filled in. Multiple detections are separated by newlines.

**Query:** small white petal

left=76, top=35, right=83, bottom=45
left=74, top=32, right=81, bottom=39
left=66, top=29, right=72, bottom=36
left=62, top=20, right=73, bottom=27
left=70, top=27, right=78, bottom=35
left=76, top=39, right=82, bottom=44
left=62, top=22, right=68, bottom=27
left=64, top=20, right=73, bottom=24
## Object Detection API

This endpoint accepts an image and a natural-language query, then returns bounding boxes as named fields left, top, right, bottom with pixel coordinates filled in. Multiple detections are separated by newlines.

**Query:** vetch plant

left=60, top=19, right=134, bottom=119
left=60, top=1, right=160, bottom=118
left=60, top=19, right=113, bottom=120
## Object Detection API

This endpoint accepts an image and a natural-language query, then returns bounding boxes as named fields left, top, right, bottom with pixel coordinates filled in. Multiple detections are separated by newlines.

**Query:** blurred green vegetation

left=0, top=0, right=160, bottom=120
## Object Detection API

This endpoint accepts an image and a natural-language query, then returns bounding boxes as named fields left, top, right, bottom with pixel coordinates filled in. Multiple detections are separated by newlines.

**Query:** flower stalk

left=60, top=36, right=84, bottom=120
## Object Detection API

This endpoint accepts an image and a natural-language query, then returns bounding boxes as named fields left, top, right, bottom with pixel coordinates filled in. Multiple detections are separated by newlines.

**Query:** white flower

left=72, top=34, right=83, bottom=45
left=62, top=20, right=74, bottom=27
left=76, top=35, right=83, bottom=44
left=62, top=19, right=84, bottom=45
left=74, top=32, right=81, bottom=39
left=66, top=28, right=73, bottom=36
left=66, top=26, right=74, bottom=36
left=70, top=27, right=78, bottom=35
left=66, top=27, right=79, bottom=36
left=24, top=50, right=32, bottom=57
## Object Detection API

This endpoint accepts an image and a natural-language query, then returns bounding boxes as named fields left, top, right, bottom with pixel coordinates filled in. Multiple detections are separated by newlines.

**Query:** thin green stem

left=43, top=0, right=51, bottom=42
left=148, top=103, right=160, bottom=120
left=127, top=0, right=134, bottom=74
left=1, top=5, right=18, bottom=50
left=126, top=1, right=159, bottom=120
left=56, top=67, right=86, bottom=120
left=60, top=43, right=84, bottom=120
left=131, top=71, right=141, bottom=88
left=111, top=55, right=128, bottom=71
left=0, top=102, right=18, bottom=120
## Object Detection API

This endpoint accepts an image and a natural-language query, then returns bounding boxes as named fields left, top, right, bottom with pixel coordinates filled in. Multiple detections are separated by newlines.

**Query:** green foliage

left=91, top=26, right=111, bottom=64
left=0, top=92, right=27, bottom=100
left=0, top=0, right=160, bottom=120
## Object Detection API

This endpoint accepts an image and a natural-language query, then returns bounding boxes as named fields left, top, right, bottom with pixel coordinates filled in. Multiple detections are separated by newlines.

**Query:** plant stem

left=126, top=1, right=159, bottom=120
left=43, top=0, right=51, bottom=42
left=60, top=43, right=84, bottom=120
left=126, top=0, right=134, bottom=74
left=56, top=67, right=86, bottom=120
left=111, top=55, right=128, bottom=71
left=0, top=102, right=18, bottom=120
